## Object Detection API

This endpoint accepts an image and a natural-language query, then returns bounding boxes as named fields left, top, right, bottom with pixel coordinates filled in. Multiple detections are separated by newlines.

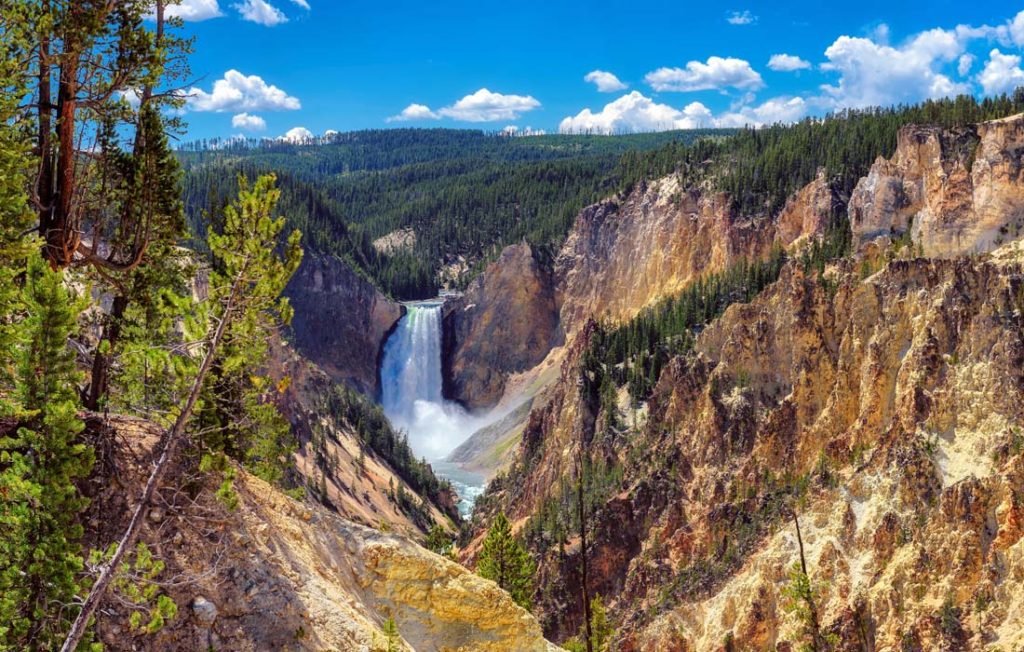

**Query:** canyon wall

left=479, top=251, right=1024, bottom=649
left=442, top=243, right=560, bottom=410
left=464, top=114, right=1024, bottom=649
left=268, top=340, right=460, bottom=536
left=850, top=114, right=1024, bottom=256
left=286, top=253, right=402, bottom=396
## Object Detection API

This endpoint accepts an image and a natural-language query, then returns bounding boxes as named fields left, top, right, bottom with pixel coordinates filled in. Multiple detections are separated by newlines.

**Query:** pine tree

left=60, top=174, right=302, bottom=651
left=0, top=253, right=92, bottom=650
left=380, top=615, right=401, bottom=652
left=587, top=595, right=613, bottom=652
left=0, top=13, right=34, bottom=403
left=477, top=511, right=535, bottom=610
left=425, top=523, right=454, bottom=557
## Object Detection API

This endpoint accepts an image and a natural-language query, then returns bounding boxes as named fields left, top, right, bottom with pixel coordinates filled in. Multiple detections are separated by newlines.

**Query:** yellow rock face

left=850, top=113, right=1024, bottom=257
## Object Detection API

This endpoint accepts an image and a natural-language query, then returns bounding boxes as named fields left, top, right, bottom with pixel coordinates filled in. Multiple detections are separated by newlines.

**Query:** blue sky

left=163, top=0, right=1024, bottom=141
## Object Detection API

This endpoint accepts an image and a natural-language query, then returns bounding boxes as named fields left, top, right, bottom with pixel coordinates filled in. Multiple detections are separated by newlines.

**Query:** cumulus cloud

left=233, top=0, right=287, bottom=26
left=388, top=90, right=540, bottom=123
left=645, top=56, right=764, bottom=92
left=188, top=70, right=301, bottom=112
left=819, top=28, right=970, bottom=108
left=386, top=103, right=440, bottom=122
left=559, top=92, right=810, bottom=134
left=958, top=54, right=975, bottom=76
left=715, top=96, right=808, bottom=127
left=280, top=126, right=313, bottom=143
left=1011, top=11, right=1024, bottom=47
left=768, top=54, right=811, bottom=72
left=726, top=10, right=756, bottom=25
left=585, top=70, right=628, bottom=92
left=501, top=125, right=547, bottom=137
left=978, top=49, right=1024, bottom=96
left=289, top=0, right=311, bottom=8
left=558, top=91, right=715, bottom=134
left=231, top=112, right=266, bottom=131
left=150, top=0, right=222, bottom=21
left=437, top=88, right=541, bottom=122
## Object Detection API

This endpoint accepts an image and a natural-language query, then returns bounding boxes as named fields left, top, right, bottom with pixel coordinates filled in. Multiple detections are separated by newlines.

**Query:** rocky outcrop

left=286, top=253, right=401, bottom=396
left=476, top=248, right=1024, bottom=649
left=850, top=113, right=1024, bottom=256
left=776, top=168, right=835, bottom=249
left=442, top=243, right=560, bottom=409
left=85, top=416, right=557, bottom=652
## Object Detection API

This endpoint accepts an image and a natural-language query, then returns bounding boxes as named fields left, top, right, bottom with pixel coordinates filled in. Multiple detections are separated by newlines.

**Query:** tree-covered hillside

left=619, top=91, right=1024, bottom=216
left=179, top=129, right=732, bottom=298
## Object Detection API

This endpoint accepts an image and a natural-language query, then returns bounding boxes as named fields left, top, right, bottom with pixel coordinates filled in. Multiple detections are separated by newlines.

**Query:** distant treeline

left=180, top=91, right=1024, bottom=300
left=179, top=129, right=730, bottom=299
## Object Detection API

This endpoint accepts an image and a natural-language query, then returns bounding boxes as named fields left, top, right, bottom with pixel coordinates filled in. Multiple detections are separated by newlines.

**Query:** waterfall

left=380, top=301, right=482, bottom=462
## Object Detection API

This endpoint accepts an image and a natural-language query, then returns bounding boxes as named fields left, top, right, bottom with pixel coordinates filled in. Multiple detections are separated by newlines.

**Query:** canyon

left=85, top=112, right=1024, bottom=651
left=450, top=114, right=1024, bottom=649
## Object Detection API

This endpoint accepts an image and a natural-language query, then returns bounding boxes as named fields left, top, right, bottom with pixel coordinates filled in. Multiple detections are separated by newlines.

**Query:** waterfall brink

left=380, top=301, right=483, bottom=462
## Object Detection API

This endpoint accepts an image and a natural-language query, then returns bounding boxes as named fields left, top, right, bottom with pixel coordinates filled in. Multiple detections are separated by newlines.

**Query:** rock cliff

left=445, top=169, right=831, bottom=415
left=850, top=113, right=1024, bottom=257
left=476, top=248, right=1024, bottom=649
left=442, top=243, right=561, bottom=410
left=84, top=416, right=557, bottom=652
left=286, top=253, right=402, bottom=396
left=555, top=177, right=779, bottom=339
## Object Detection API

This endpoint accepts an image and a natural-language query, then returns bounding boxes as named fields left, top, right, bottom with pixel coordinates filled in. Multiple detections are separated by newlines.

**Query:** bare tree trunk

left=50, top=53, right=80, bottom=268
left=60, top=267, right=245, bottom=652
left=793, top=511, right=826, bottom=651
left=36, top=0, right=54, bottom=244
left=577, top=452, right=593, bottom=652
left=85, top=294, right=127, bottom=411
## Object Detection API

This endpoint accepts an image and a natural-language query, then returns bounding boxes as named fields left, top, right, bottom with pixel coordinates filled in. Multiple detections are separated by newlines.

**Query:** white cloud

left=978, top=49, right=1024, bottom=96
left=958, top=54, right=975, bottom=76
left=559, top=91, right=810, bottom=134
left=645, top=56, right=764, bottom=92
left=584, top=70, right=628, bottom=92
left=436, top=88, right=541, bottom=122
left=501, top=125, right=546, bottom=137
left=280, top=126, right=313, bottom=143
left=716, top=96, right=808, bottom=127
left=558, top=91, right=715, bottom=134
left=819, top=28, right=970, bottom=108
left=151, top=0, right=223, bottom=21
left=386, top=103, right=440, bottom=122
left=1006, top=10, right=1024, bottom=47
left=233, top=0, right=287, bottom=26
left=726, top=10, right=756, bottom=25
left=231, top=112, right=266, bottom=131
left=188, top=70, right=301, bottom=112
left=768, top=54, right=811, bottom=72
left=289, top=0, right=311, bottom=8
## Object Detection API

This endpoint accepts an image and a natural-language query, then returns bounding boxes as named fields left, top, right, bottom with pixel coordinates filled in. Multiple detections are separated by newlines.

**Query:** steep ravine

left=459, top=114, right=1024, bottom=649
left=83, top=417, right=557, bottom=652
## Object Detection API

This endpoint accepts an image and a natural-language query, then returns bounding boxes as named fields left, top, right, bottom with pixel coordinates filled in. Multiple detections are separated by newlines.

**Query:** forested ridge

left=179, top=129, right=732, bottom=298
left=619, top=91, right=1024, bottom=216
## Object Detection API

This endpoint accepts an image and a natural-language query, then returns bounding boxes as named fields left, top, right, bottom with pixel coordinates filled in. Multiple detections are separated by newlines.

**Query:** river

left=379, top=300, right=487, bottom=517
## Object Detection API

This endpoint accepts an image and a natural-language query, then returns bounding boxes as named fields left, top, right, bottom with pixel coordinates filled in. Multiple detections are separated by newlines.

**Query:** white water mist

left=380, top=301, right=489, bottom=461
